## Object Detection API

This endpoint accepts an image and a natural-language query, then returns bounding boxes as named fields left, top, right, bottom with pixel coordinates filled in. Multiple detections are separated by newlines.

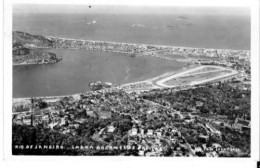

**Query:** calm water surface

left=13, top=13, right=250, bottom=50
left=13, top=49, right=185, bottom=98
left=12, top=9, right=250, bottom=98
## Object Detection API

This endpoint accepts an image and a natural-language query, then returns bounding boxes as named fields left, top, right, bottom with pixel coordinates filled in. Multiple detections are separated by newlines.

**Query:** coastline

left=13, top=62, right=50, bottom=66
left=13, top=93, right=81, bottom=101
left=12, top=34, right=249, bottom=100
left=13, top=64, right=235, bottom=101
left=13, top=56, right=62, bottom=66
left=11, top=9, right=252, bottom=157
left=12, top=65, right=194, bottom=101
left=45, top=35, right=251, bottom=52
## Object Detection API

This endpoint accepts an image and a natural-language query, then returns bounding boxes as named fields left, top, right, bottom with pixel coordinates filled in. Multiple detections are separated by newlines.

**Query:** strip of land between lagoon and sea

left=44, top=35, right=250, bottom=53
left=12, top=31, right=250, bottom=66
left=12, top=32, right=250, bottom=104
left=12, top=33, right=251, bottom=157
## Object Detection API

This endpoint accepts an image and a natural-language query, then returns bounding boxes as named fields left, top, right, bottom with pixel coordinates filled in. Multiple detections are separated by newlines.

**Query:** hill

left=13, top=31, right=53, bottom=48
left=12, top=31, right=61, bottom=65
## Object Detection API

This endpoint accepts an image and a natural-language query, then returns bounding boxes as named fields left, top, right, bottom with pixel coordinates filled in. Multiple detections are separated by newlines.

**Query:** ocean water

left=12, top=8, right=250, bottom=98
left=13, top=12, right=250, bottom=50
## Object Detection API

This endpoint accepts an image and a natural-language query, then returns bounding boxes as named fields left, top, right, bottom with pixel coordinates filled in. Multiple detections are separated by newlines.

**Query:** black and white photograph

left=1, top=0, right=260, bottom=167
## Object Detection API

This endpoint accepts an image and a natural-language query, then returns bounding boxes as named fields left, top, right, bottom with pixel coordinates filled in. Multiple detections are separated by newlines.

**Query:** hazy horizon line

left=13, top=4, right=250, bottom=16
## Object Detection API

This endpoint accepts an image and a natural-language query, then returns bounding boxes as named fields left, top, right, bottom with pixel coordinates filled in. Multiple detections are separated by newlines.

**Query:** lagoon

left=13, top=49, right=186, bottom=98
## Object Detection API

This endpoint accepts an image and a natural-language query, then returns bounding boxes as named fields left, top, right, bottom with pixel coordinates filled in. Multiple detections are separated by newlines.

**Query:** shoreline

left=12, top=34, right=249, bottom=100
left=12, top=64, right=238, bottom=101
left=13, top=62, right=50, bottom=66
left=13, top=93, right=81, bottom=101
left=45, top=35, right=250, bottom=52
left=12, top=65, right=193, bottom=100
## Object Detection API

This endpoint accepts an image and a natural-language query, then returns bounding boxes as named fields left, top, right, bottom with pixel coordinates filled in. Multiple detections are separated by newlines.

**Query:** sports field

left=155, top=66, right=238, bottom=88
left=119, top=65, right=239, bottom=92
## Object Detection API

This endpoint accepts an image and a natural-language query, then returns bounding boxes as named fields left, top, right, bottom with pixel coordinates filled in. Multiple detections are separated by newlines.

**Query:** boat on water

left=87, top=20, right=97, bottom=25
